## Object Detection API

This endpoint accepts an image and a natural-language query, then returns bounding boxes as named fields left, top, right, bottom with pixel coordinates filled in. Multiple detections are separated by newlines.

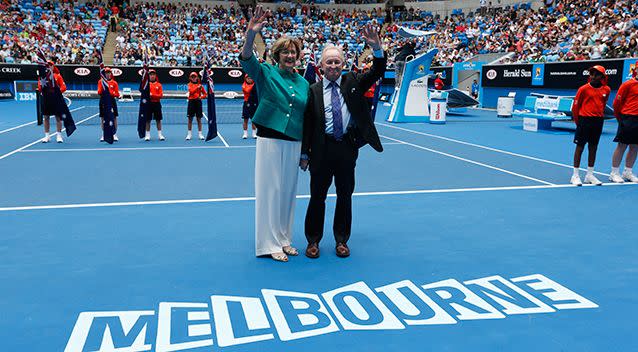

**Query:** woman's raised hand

left=247, top=6, right=270, bottom=34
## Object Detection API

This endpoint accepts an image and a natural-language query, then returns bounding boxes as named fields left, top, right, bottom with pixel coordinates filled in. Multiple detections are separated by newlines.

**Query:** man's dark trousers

left=305, top=135, right=358, bottom=244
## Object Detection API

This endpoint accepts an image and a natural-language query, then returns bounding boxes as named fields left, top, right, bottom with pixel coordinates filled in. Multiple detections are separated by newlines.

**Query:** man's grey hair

left=320, top=44, right=345, bottom=63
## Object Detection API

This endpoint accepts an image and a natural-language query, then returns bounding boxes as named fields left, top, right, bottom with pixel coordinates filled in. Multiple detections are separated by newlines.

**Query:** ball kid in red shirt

left=570, top=65, right=610, bottom=186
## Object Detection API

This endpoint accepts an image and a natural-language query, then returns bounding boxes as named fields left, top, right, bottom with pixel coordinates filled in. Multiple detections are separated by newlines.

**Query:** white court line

left=379, top=136, right=404, bottom=145
left=1, top=182, right=635, bottom=212
left=18, top=142, right=403, bottom=153
left=203, top=112, right=230, bottom=147
left=376, top=122, right=610, bottom=177
left=217, top=131, right=230, bottom=147
left=0, top=106, right=85, bottom=135
left=381, top=134, right=555, bottom=185
left=20, top=145, right=256, bottom=153
left=18, top=142, right=402, bottom=153
left=0, top=121, right=36, bottom=134
left=0, top=113, right=98, bottom=161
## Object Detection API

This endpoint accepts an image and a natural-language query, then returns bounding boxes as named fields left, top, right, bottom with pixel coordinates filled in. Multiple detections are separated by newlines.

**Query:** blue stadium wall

left=3, top=59, right=637, bottom=105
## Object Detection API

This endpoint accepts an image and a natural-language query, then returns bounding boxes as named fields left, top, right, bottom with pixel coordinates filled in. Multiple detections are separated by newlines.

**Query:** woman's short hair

left=271, top=36, right=302, bottom=63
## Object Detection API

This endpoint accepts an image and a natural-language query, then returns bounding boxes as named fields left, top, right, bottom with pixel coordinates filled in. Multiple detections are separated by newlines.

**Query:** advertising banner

left=0, top=64, right=245, bottom=85
left=482, top=59, right=627, bottom=89
left=622, top=58, right=637, bottom=82
left=481, top=64, right=533, bottom=88
left=0, top=88, right=13, bottom=99
left=543, top=59, right=624, bottom=89
left=531, top=64, right=544, bottom=86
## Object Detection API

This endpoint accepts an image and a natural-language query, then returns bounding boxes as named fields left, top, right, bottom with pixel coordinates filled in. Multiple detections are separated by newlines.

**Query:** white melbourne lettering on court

left=65, top=273, right=598, bottom=352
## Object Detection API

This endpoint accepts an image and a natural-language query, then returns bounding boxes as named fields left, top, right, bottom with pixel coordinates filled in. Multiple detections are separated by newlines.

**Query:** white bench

left=119, top=87, right=133, bottom=102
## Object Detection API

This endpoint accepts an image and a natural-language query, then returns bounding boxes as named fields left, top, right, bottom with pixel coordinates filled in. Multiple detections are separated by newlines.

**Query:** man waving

left=301, top=23, right=386, bottom=258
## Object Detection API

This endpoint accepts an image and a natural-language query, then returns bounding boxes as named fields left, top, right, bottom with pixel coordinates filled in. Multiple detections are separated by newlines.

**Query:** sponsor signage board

left=482, top=59, right=627, bottom=89
left=0, top=64, right=245, bottom=84
left=482, top=64, right=533, bottom=88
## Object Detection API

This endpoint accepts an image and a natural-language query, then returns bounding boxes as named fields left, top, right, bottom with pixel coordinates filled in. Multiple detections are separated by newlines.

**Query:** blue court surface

left=1, top=98, right=637, bottom=352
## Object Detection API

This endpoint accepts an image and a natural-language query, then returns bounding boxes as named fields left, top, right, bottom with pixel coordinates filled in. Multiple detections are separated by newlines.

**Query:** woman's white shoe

left=271, top=252, right=288, bottom=262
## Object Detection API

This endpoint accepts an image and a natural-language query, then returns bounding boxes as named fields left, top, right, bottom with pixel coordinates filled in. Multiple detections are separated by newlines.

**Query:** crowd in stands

left=113, top=2, right=386, bottom=68
left=260, top=1, right=384, bottom=4
left=0, top=0, right=637, bottom=69
left=261, top=3, right=386, bottom=68
left=0, top=0, right=110, bottom=64
left=389, top=0, right=638, bottom=67
left=113, top=2, right=246, bottom=67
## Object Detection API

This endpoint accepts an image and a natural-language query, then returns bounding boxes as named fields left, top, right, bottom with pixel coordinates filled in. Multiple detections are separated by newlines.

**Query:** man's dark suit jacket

left=302, top=54, right=387, bottom=171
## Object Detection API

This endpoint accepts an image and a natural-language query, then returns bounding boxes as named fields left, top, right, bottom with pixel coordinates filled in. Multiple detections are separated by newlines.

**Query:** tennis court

left=0, top=98, right=636, bottom=351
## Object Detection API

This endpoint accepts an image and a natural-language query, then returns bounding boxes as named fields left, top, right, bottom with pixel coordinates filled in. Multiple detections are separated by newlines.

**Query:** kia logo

left=169, top=69, right=184, bottom=77
left=228, top=69, right=242, bottom=78
left=222, top=91, right=238, bottom=99
left=111, top=68, right=123, bottom=76
left=1, top=67, right=21, bottom=73
left=74, top=67, right=91, bottom=76
left=486, top=69, right=497, bottom=80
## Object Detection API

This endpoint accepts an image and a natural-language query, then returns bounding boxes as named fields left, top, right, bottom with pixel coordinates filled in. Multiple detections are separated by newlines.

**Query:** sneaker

left=242, top=131, right=248, bottom=139
left=622, top=170, right=638, bottom=183
left=198, top=132, right=205, bottom=140
left=584, top=173, right=602, bottom=186
left=186, top=132, right=192, bottom=141
left=56, top=133, right=63, bottom=143
left=252, top=130, right=257, bottom=139
left=158, top=132, right=166, bottom=141
left=144, top=132, right=150, bottom=141
left=100, top=135, right=104, bottom=142
left=42, top=134, right=50, bottom=143
left=113, top=134, right=119, bottom=142
left=570, top=174, right=583, bottom=186
left=609, top=172, right=625, bottom=183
